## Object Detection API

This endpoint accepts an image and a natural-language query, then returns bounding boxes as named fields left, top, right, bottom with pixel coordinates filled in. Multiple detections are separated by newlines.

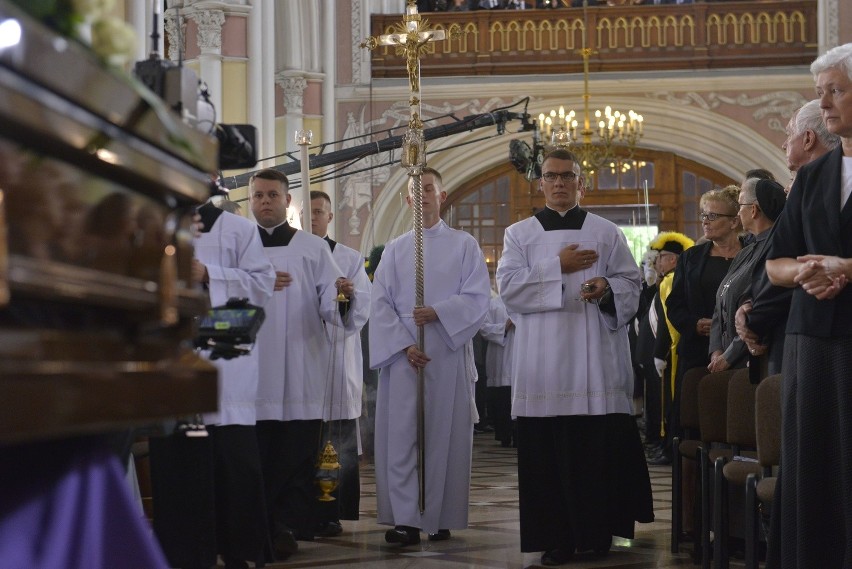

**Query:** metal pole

left=296, top=130, right=312, bottom=229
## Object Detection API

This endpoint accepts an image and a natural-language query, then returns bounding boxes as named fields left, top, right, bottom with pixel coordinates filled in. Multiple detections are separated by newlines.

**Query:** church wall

left=839, top=1, right=852, bottom=44
left=220, top=15, right=246, bottom=58
left=336, top=0, right=355, bottom=85
left=222, top=61, right=247, bottom=124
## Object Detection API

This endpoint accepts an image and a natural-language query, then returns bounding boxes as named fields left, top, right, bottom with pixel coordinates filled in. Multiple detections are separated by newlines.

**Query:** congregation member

left=370, top=167, right=491, bottom=546
left=308, top=190, right=372, bottom=537
left=664, top=186, right=742, bottom=444
left=707, top=178, right=786, bottom=373
left=479, top=293, right=516, bottom=448
left=764, top=43, right=852, bottom=569
left=736, top=99, right=840, bottom=374
left=496, top=149, right=653, bottom=566
left=150, top=200, right=276, bottom=569
left=249, top=169, right=355, bottom=559
left=634, top=247, right=662, bottom=449
left=646, top=232, right=693, bottom=465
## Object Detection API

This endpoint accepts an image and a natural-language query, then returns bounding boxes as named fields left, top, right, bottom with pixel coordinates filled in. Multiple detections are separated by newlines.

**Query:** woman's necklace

left=714, top=242, right=740, bottom=260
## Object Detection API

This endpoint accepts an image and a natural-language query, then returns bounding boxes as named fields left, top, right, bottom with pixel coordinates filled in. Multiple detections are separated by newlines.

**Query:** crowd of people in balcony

left=417, top=0, right=708, bottom=12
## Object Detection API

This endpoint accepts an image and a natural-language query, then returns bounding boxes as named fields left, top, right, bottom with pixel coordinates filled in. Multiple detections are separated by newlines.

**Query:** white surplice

left=255, top=228, right=348, bottom=421
left=369, top=220, right=491, bottom=533
left=323, top=241, right=372, bottom=421
left=480, top=295, right=514, bottom=388
left=496, top=211, right=641, bottom=417
left=194, top=211, right=276, bottom=426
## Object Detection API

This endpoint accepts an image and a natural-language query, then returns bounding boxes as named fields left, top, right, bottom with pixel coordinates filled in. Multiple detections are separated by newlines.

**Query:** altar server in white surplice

left=370, top=167, right=490, bottom=546
left=479, top=294, right=516, bottom=447
left=496, top=149, right=654, bottom=566
left=248, top=169, right=354, bottom=558
left=150, top=201, right=276, bottom=569
left=309, top=190, right=371, bottom=535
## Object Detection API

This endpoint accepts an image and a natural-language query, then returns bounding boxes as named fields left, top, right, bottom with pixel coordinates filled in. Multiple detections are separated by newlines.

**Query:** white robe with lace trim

left=370, top=220, right=490, bottom=533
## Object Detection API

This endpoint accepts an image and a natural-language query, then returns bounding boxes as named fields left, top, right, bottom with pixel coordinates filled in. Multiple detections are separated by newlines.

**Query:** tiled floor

left=251, top=432, right=722, bottom=569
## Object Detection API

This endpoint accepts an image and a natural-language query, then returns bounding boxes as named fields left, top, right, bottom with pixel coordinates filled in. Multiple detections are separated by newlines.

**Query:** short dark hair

left=249, top=168, right=289, bottom=190
left=542, top=148, right=581, bottom=173
left=310, top=190, right=331, bottom=204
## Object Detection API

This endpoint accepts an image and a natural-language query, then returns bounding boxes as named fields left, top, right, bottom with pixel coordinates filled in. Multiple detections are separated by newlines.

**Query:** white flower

left=91, top=16, right=136, bottom=65
left=72, top=0, right=116, bottom=20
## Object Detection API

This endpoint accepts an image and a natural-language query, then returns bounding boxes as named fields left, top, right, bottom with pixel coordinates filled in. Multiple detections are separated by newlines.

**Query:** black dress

left=765, top=147, right=852, bottom=569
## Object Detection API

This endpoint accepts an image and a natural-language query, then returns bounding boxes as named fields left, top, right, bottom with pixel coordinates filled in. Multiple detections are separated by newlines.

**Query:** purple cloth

left=0, top=437, right=168, bottom=569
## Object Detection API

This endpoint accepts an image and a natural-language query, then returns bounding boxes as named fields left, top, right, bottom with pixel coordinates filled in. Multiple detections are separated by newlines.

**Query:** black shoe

left=223, top=558, right=249, bottom=569
left=541, top=548, right=573, bottom=566
left=385, top=525, right=421, bottom=546
left=427, top=529, right=451, bottom=541
left=272, top=530, right=298, bottom=560
left=647, top=452, right=672, bottom=465
left=315, top=521, right=343, bottom=538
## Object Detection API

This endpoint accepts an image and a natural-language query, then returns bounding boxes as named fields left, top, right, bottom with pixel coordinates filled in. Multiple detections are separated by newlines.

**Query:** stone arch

left=360, top=96, right=788, bottom=252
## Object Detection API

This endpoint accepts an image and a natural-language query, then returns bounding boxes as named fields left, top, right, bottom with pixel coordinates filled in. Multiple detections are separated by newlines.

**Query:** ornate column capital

left=190, top=9, right=226, bottom=54
left=163, top=12, right=187, bottom=62
left=276, top=72, right=308, bottom=114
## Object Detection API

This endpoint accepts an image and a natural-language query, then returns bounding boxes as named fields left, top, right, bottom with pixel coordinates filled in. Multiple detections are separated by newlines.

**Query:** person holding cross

left=369, top=167, right=490, bottom=546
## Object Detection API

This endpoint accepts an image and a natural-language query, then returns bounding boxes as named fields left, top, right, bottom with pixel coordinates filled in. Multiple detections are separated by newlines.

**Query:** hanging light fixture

left=537, top=2, right=644, bottom=175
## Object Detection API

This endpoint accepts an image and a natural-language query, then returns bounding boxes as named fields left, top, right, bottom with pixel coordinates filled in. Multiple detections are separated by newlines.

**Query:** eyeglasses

left=738, top=202, right=756, bottom=208
left=699, top=212, right=737, bottom=222
left=541, top=171, right=578, bottom=182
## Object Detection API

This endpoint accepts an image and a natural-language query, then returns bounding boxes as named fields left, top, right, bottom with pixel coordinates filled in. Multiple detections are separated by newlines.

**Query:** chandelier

left=537, top=40, right=644, bottom=175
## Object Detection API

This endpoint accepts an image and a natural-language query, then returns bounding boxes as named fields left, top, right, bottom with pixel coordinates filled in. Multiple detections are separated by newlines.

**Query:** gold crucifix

left=361, top=1, right=447, bottom=103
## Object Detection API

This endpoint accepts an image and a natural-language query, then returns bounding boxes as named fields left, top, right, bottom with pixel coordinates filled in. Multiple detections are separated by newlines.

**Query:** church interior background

left=125, top=0, right=848, bottom=278
left=2, top=2, right=849, bottom=568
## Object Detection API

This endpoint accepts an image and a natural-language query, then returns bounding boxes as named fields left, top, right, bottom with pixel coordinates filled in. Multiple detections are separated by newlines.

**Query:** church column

left=248, top=1, right=275, bottom=169
left=190, top=8, right=225, bottom=111
left=276, top=71, right=309, bottom=227
left=322, top=1, right=337, bottom=237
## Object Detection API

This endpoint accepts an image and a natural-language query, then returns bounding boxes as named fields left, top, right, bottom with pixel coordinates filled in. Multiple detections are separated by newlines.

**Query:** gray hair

left=740, top=177, right=758, bottom=204
left=795, top=99, right=841, bottom=150
left=811, top=43, right=852, bottom=82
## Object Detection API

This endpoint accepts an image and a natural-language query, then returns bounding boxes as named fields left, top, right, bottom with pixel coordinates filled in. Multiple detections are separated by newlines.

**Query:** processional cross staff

left=361, top=0, right=451, bottom=515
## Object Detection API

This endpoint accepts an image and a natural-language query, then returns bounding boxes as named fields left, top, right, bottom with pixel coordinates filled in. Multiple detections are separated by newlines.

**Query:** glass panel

left=480, top=184, right=494, bottom=203
left=497, top=203, right=510, bottom=225
left=620, top=225, right=659, bottom=265
left=620, top=163, right=638, bottom=188
left=597, top=164, right=618, bottom=190
left=496, top=179, right=510, bottom=202
left=479, top=204, right=494, bottom=220
left=682, top=171, right=697, bottom=198
left=638, top=161, right=654, bottom=189
left=480, top=227, right=495, bottom=244
left=699, top=177, right=714, bottom=195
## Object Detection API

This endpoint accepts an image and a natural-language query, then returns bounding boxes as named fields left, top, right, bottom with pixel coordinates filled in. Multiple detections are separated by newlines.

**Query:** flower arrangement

left=9, top=0, right=136, bottom=67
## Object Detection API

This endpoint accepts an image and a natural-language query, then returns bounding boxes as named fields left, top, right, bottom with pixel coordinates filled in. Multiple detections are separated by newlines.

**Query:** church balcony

left=366, top=1, right=817, bottom=78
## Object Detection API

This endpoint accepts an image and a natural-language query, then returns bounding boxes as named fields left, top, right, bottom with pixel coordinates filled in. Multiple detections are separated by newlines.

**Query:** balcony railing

left=367, top=1, right=817, bottom=77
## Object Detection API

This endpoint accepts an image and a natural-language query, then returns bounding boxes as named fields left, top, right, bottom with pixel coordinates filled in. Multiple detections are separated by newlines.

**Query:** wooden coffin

left=0, top=1, right=219, bottom=444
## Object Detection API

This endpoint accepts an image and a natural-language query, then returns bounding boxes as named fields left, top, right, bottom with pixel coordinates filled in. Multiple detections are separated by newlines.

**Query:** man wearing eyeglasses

left=496, top=149, right=652, bottom=566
